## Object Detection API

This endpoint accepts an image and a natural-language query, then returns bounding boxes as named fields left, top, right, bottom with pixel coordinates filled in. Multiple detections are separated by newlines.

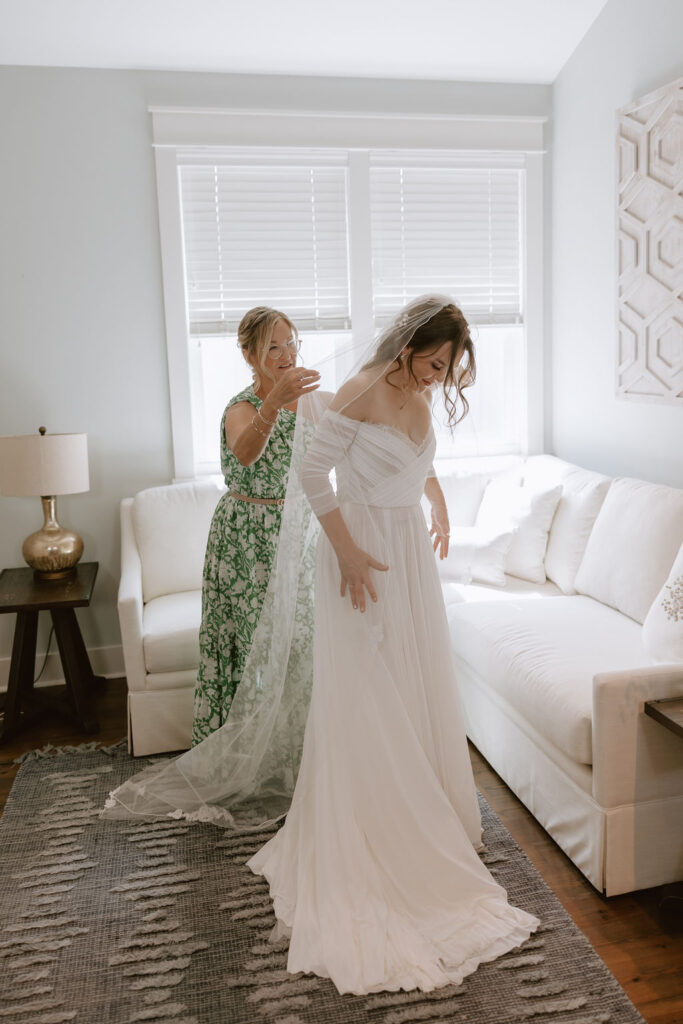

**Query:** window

left=152, top=110, right=544, bottom=478
left=368, top=153, right=524, bottom=458
left=177, top=149, right=354, bottom=474
left=179, top=153, right=351, bottom=335
left=370, top=154, right=522, bottom=327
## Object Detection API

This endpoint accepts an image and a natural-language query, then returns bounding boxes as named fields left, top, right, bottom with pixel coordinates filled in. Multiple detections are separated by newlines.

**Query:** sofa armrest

left=592, top=665, right=683, bottom=808
left=118, top=498, right=147, bottom=693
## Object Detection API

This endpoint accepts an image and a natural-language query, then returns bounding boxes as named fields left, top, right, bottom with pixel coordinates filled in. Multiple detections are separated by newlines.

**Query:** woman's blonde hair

left=238, top=307, right=298, bottom=391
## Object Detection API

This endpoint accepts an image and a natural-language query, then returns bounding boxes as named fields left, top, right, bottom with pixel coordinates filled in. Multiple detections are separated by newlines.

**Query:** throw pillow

left=574, top=477, right=683, bottom=624
left=438, top=527, right=515, bottom=587
left=543, top=467, right=611, bottom=594
left=435, top=471, right=492, bottom=527
left=476, top=481, right=562, bottom=584
left=642, top=543, right=683, bottom=663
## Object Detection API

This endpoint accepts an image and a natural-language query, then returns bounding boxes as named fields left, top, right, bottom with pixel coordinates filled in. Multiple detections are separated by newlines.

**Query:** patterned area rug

left=0, top=745, right=645, bottom=1024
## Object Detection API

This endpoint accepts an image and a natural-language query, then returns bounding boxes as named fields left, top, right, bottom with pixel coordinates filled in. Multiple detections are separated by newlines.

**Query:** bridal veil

left=102, top=295, right=464, bottom=828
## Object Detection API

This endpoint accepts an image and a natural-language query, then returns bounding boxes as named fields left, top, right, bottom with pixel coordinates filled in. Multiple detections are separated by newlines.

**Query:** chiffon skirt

left=248, top=502, right=539, bottom=995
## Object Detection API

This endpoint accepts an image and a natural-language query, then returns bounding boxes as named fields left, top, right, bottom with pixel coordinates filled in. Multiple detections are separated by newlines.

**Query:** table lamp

left=0, top=427, right=90, bottom=580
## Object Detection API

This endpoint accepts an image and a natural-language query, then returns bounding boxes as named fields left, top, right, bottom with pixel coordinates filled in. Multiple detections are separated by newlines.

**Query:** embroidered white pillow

left=642, top=543, right=683, bottom=663
left=438, top=527, right=515, bottom=587
left=476, top=481, right=562, bottom=584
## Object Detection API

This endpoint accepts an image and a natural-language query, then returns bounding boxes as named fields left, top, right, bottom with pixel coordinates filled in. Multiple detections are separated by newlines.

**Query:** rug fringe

left=12, top=738, right=128, bottom=764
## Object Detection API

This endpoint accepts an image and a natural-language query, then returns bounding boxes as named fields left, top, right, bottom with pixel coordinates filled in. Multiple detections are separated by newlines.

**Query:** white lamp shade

left=0, top=433, right=89, bottom=497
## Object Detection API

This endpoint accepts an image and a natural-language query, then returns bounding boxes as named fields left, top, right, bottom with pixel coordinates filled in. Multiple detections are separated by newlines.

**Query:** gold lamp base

left=23, top=495, right=84, bottom=581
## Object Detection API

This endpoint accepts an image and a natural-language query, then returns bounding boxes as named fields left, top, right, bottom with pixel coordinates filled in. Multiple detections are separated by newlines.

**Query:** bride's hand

left=337, top=544, right=389, bottom=612
left=429, top=503, right=450, bottom=560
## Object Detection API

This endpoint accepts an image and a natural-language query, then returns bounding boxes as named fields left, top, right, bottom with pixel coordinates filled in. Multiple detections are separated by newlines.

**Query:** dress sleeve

left=301, top=410, right=360, bottom=517
left=427, top=463, right=437, bottom=479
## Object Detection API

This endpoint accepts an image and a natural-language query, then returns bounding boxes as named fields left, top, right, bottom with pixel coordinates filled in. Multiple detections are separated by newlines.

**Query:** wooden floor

left=1, top=677, right=681, bottom=1023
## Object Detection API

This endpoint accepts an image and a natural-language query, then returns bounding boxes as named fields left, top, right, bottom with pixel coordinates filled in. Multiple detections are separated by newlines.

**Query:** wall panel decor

left=616, top=77, right=682, bottom=403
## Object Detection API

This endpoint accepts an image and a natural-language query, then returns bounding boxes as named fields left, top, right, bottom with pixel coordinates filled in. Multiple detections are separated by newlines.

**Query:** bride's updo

left=367, top=297, right=477, bottom=426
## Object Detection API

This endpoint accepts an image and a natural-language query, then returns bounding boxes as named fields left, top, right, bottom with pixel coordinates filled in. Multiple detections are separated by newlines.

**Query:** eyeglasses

left=265, top=339, right=299, bottom=362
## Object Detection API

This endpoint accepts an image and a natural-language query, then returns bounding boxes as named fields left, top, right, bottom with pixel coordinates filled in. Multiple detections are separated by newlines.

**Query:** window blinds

left=370, top=156, right=523, bottom=326
left=179, top=157, right=351, bottom=334
left=177, top=149, right=524, bottom=336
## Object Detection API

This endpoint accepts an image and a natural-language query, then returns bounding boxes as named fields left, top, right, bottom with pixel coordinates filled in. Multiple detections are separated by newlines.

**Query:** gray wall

left=0, top=67, right=551, bottom=680
left=551, top=0, right=683, bottom=487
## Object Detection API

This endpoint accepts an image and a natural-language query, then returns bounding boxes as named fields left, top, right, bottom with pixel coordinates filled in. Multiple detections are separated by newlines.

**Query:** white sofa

left=435, top=455, right=683, bottom=897
left=118, top=455, right=683, bottom=896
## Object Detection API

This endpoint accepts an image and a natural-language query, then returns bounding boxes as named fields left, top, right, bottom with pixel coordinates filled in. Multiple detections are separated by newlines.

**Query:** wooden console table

left=0, top=562, right=103, bottom=744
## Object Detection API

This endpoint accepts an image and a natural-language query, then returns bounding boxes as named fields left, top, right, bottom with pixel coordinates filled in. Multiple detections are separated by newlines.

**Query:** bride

left=104, top=294, right=539, bottom=995
left=247, top=295, right=539, bottom=993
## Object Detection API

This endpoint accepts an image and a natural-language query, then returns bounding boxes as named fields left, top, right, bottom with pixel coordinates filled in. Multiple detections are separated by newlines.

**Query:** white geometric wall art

left=616, top=76, right=683, bottom=404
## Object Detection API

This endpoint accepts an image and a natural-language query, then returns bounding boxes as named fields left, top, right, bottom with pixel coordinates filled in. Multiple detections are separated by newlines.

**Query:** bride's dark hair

left=366, top=301, right=476, bottom=427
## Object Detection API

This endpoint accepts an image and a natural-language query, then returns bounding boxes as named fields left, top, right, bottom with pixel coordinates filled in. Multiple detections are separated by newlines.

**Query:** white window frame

left=151, top=107, right=546, bottom=481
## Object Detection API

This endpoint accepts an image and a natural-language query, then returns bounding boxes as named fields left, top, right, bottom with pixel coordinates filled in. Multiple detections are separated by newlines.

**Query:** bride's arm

left=424, top=474, right=450, bottom=560
left=316, top=508, right=389, bottom=612
left=301, top=394, right=388, bottom=613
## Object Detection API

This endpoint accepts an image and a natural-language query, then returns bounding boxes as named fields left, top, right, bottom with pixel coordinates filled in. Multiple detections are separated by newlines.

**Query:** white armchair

left=118, top=479, right=226, bottom=755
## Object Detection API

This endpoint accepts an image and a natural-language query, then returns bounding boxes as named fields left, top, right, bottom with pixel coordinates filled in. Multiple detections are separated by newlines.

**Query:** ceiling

left=0, top=0, right=610, bottom=84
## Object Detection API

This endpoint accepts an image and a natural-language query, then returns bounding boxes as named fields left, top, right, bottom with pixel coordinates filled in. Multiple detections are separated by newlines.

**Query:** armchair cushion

left=132, top=479, right=225, bottom=602
left=143, top=590, right=202, bottom=675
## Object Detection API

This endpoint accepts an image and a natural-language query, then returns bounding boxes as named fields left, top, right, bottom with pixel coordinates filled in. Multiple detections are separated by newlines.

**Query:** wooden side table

left=0, top=562, right=104, bottom=744
left=644, top=697, right=683, bottom=739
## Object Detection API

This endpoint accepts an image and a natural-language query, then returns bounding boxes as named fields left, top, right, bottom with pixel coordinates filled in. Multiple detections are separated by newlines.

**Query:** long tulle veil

left=102, top=295, right=458, bottom=829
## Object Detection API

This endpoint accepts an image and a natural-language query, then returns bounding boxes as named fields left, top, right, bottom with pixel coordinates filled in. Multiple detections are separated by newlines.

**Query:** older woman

left=192, top=307, right=320, bottom=743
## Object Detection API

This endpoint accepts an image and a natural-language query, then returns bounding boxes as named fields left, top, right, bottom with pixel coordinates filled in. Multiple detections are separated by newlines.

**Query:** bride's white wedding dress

left=248, top=409, right=539, bottom=995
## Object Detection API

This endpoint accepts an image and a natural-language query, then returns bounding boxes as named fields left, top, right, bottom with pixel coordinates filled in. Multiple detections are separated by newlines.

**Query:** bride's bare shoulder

left=328, top=371, right=375, bottom=420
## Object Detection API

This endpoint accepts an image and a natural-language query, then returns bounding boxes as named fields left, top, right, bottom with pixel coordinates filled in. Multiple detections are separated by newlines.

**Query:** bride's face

left=409, top=341, right=456, bottom=392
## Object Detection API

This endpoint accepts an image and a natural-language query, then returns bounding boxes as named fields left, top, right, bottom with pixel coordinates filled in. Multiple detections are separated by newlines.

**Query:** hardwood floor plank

left=0, top=676, right=128, bottom=815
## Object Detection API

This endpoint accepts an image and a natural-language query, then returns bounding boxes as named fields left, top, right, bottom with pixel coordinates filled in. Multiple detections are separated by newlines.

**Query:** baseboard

left=0, top=644, right=124, bottom=692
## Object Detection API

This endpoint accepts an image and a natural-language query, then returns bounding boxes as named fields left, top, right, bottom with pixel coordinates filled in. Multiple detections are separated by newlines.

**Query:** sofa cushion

left=133, top=479, right=225, bottom=602
left=642, top=542, right=683, bottom=663
left=523, top=456, right=611, bottom=595
left=447, top=595, right=653, bottom=765
left=143, top=590, right=202, bottom=675
left=442, top=575, right=562, bottom=607
left=574, top=478, right=683, bottom=623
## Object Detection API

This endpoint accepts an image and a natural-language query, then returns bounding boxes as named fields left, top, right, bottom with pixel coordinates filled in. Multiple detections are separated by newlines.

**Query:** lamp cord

left=34, top=627, right=55, bottom=685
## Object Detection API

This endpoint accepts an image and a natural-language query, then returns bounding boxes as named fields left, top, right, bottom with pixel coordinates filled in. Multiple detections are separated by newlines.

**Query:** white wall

left=551, top=0, right=683, bottom=487
left=0, top=67, right=551, bottom=681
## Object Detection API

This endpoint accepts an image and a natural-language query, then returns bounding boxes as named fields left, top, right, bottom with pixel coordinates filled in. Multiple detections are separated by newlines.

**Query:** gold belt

left=229, top=490, right=286, bottom=506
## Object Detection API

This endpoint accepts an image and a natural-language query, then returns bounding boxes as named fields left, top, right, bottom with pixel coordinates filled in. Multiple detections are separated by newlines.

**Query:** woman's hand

left=262, top=366, right=321, bottom=417
left=429, top=502, right=450, bottom=560
left=336, top=543, right=389, bottom=613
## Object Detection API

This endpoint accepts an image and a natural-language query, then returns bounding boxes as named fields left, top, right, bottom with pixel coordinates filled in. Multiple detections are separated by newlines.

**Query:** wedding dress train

left=248, top=410, right=539, bottom=994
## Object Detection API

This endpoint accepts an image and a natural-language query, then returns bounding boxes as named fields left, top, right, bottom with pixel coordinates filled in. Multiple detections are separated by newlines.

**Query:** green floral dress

left=192, top=385, right=297, bottom=745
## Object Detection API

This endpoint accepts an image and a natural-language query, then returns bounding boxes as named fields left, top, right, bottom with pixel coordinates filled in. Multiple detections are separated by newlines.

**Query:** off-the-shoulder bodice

left=301, top=409, right=436, bottom=516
